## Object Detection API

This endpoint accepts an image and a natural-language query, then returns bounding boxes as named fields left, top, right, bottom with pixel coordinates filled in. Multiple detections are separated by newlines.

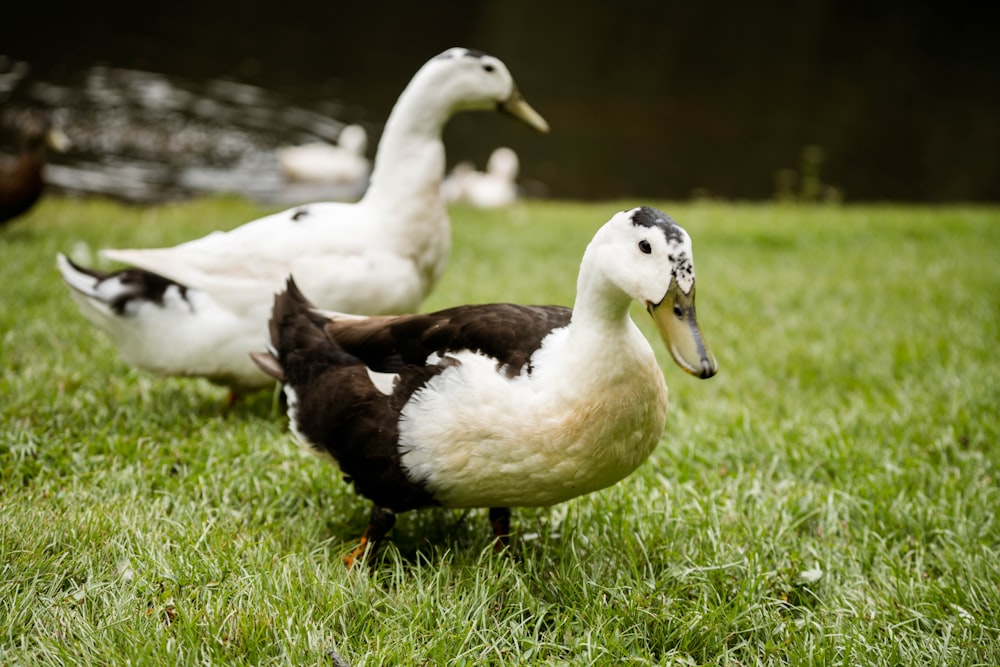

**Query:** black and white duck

left=57, top=48, right=549, bottom=397
left=251, top=206, right=718, bottom=566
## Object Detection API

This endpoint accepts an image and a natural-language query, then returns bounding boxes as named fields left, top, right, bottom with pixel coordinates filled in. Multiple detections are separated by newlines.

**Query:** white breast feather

left=397, top=327, right=669, bottom=508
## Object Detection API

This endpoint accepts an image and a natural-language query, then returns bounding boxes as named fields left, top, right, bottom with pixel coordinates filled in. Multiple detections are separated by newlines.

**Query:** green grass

left=2, top=196, right=999, bottom=665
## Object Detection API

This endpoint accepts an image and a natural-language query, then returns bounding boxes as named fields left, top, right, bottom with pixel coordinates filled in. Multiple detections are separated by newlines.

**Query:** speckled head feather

left=629, top=206, right=685, bottom=243
left=629, top=206, right=695, bottom=295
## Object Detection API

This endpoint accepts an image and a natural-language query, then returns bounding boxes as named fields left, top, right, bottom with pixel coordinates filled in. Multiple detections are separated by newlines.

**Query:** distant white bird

left=57, top=47, right=549, bottom=399
left=443, top=146, right=521, bottom=208
left=277, top=123, right=370, bottom=186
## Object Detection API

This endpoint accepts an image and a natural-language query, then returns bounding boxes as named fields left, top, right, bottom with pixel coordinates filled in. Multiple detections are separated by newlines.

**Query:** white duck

left=57, top=47, right=549, bottom=397
left=443, top=146, right=521, bottom=208
left=276, top=123, right=370, bottom=186
left=250, top=206, right=718, bottom=566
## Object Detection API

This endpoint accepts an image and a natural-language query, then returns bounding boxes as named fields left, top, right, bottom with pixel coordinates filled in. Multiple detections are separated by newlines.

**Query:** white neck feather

left=361, top=73, right=450, bottom=211
left=567, top=248, right=636, bottom=346
left=357, top=69, right=453, bottom=292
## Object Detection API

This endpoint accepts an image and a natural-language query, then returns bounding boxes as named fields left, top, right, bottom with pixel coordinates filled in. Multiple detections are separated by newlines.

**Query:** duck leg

left=489, top=507, right=511, bottom=552
left=343, top=506, right=396, bottom=569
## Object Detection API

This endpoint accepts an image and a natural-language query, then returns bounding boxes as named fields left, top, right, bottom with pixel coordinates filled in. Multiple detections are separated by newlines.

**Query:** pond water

left=1, top=2, right=996, bottom=204
left=2, top=59, right=368, bottom=205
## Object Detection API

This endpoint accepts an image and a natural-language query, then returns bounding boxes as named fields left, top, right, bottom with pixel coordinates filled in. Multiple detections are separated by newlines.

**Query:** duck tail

left=57, top=253, right=107, bottom=300
left=57, top=253, right=189, bottom=319
left=251, top=277, right=358, bottom=385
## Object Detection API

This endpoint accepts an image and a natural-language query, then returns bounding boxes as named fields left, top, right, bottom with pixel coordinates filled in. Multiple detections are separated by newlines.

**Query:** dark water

left=2, top=0, right=998, bottom=203
left=1, top=61, right=367, bottom=204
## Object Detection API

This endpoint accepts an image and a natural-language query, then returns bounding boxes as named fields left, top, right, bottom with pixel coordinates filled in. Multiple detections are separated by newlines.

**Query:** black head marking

left=629, top=206, right=686, bottom=245
left=434, top=48, right=490, bottom=61
left=292, top=207, right=309, bottom=221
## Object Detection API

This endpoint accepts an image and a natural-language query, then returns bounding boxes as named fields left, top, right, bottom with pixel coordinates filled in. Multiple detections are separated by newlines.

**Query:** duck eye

left=673, top=305, right=684, bottom=319
left=638, top=240, right=652, bottom=254
left=482, top=64, right=495, bottom=73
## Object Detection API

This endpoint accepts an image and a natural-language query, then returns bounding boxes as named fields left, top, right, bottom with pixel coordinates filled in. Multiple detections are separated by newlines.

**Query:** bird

left=250, top=206, right=718, bottom=567
left=0, top=114, right=71, bottom=225
left=277, top=123, right=371, bottom=187
left=57, top=47, right=550, bottom=399
left=443, top=146, right=521, bottom=208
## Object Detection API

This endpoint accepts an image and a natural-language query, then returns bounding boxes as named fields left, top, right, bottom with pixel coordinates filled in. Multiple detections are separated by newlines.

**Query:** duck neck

left=361, top=77, right=450, bottom=211
left=566, top=253, right=635, bottom=354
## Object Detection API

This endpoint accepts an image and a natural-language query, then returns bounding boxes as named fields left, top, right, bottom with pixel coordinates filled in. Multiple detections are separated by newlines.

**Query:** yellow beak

left=647, top=280, right=718, bottom=379
left=499, top=85, right=550, bottom=134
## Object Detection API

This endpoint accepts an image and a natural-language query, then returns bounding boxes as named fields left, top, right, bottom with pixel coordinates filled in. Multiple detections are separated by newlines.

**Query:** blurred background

left=1, top=0, right=997, bottom=204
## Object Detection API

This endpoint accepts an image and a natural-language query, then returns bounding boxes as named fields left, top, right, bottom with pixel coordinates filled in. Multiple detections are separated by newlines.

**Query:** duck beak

left=46, top=127, right=72, bottom=153
left=499, top=85, right=550, bottom=133
left=647, top=280, right=718, bottom=379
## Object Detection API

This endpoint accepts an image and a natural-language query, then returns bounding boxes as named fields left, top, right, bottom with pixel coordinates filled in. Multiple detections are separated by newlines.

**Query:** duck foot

left=343, top=506, right=396, bottom=569
left=489, top=507, right=511, bottom=552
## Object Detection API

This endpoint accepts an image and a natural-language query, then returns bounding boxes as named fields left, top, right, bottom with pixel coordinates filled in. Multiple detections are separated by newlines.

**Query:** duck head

left=426, top=47, right=550, bottom=133
left=594, top=207, right=718, bottom=379
left=487, top=146, right=519, bottom=180
left=337, top=124, right=368, bottom=154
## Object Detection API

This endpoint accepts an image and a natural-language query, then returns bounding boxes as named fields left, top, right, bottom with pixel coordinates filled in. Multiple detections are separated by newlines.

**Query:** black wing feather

left=257, top=278, right=575, bottom=513
left=327, top=303, right=572, bottom=377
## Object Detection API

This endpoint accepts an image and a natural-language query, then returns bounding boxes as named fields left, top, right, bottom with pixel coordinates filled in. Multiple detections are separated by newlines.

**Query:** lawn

left=2, top=196, right=998, bottom=665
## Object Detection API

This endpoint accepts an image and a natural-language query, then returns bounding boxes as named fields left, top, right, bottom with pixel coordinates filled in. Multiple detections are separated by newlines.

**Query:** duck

left=250, top=206, right=718, bottom=567
left=277, top=123, right=371, bottom=187
left=0, top=114, right=71, bottom=225
left=57, top=47, right=550, bottom=398
left=443, top=146, right=520, bottom=208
